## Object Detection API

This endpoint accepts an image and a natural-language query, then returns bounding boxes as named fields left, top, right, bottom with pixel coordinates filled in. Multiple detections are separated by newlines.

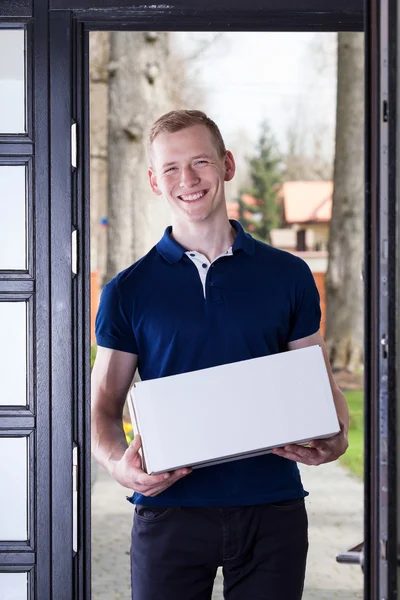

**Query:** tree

left=238, top=122, right=282, bottom=243
left=324, top=32, right=364, bottom=372
left=104, top=32, right=214, bottom=284
left=89, top=32, right=110, bottom=284
left=282, top=119, right=333, bottom=182
left=105, top=32, right=176, bottom=284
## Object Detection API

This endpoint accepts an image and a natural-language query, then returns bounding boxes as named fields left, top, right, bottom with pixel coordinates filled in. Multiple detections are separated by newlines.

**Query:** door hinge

left=71, top=122, right=77, bottom=169
left=72, top=229, right=78, bottom=276
left=73, top=443, right=78, bottom=554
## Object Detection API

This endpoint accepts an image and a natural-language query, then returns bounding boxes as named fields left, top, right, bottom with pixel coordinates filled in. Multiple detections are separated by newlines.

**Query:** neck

left=171, top=213, right=236, bottom=262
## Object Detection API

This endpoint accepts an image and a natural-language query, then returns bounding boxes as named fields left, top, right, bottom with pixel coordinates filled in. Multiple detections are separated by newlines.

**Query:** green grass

left=91, top=344, right=97, bottom=370
left=339, top=390, right=364, bottom=479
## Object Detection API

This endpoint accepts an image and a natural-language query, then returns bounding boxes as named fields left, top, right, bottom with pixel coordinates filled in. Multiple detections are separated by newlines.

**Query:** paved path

left=92, top=461, right=363, bottom=599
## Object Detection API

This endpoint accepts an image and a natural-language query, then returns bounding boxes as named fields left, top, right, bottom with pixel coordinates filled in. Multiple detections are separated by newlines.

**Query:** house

left=275, top=180, right=333, bottom=336
left=280, top=180, right=332, bottom=252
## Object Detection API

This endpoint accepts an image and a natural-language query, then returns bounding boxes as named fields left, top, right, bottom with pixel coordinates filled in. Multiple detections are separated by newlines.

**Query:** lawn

left=339, top=390, right=364, bottom=479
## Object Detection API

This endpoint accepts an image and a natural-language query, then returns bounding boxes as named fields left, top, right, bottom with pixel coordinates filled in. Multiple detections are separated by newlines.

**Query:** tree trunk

left=325, top=32, right=364, bottom=372
left=89, top=32, right=110, bottom=284
left=105, top=32, right=173, bottom=283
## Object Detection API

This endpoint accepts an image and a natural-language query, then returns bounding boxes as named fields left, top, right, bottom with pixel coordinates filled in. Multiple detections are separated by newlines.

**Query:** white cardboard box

left=128, top=345, right=340, bottom=474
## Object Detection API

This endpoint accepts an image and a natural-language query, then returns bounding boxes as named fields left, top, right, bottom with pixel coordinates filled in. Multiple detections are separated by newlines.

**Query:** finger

left=148, top=470, right=191, bottom=496
left=309, top=440, right=332, bottom=453
left=282, top=445, right=319, bottom=460
left=139, top=482, right=174, bottom=497
left=136, top=467, right=191, bottom=489
left=273, top=448, right=318, bottom=465
left=126, top=434, right=142, bottom=455
left=169, top=468, right=192, bottom=479
left=273, top=446, right=319, bottom=463
left=144, top=480, right=177, bottom=496
left=136, top=471, right=172, bottom=487
left=138, top=468, right=192, bottom=495
left=308, top=439, right=324, bottom=448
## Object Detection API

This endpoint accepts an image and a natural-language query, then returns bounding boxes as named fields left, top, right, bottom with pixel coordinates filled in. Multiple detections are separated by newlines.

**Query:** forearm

left=91, top=405, right=128, bottom=476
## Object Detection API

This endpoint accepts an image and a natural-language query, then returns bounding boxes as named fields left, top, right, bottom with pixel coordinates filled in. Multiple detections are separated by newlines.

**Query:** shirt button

left=190, top=253, right=195, bottom=257
left=202, top=263, right=207, bottom=268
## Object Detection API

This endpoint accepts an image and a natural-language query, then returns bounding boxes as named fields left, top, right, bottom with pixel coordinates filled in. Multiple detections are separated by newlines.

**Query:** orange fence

left=90, top=271, right=100, bottom=344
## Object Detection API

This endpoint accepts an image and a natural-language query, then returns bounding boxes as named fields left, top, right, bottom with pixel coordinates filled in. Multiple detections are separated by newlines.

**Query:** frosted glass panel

left=0, top=30, right=25, bottom=133
left=0, top=166, right=26, bottom=270
left=0, top=303, right=27, bottom=406
left=0, top=573, right=27, bottom=600
left=0, top=437, right=28, bottom=540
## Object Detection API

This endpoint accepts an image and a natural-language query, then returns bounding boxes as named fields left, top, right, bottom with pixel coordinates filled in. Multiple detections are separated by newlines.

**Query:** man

left=91, top=110, right=349, bottom=600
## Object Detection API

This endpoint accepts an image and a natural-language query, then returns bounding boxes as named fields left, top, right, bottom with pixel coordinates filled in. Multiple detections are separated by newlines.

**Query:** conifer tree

left=238, top=121, right=282, bottom=243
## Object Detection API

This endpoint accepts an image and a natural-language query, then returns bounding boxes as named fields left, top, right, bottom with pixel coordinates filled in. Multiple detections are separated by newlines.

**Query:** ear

left=148, top=168, right=163, bottom=196
left=224, top=151, right=236, bottom=182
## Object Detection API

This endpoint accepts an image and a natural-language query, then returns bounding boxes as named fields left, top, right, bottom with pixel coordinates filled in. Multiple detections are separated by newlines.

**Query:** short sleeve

left=95, top=278, right=139, bottom=354
left=288, top=259, right=322, bottom=342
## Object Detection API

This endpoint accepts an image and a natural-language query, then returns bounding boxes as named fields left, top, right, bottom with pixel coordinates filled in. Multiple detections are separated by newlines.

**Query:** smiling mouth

left=178, top=190, right=208, bottom=202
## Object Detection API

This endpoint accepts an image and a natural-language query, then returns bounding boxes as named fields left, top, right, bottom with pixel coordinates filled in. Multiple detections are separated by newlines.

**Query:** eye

left=195, top=160, right=208, bottom=166
left=164, top=166, right=177, bottom=173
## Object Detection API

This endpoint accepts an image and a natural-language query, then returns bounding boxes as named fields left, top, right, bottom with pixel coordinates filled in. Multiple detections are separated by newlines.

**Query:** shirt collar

left=156, top=219, right=255, bottom=264
left=230, top=219, right=255, bottom=255
left=156, top=226, right=186, bottom=264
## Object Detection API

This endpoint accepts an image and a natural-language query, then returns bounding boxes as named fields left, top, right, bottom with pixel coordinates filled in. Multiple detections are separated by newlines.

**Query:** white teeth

left=180, top=191, right=206, bottom=201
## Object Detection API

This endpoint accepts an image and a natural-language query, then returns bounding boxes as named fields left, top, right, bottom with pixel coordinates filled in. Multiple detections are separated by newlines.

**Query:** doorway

left=88, top=30, right=364, bottom=600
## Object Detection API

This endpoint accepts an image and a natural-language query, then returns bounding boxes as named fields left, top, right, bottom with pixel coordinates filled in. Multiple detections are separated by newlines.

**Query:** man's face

left=148, top=124, right=235, bottom=224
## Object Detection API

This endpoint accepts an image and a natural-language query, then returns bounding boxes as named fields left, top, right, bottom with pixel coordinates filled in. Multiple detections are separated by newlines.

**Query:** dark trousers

left=130, top=499, right=308, bottom=600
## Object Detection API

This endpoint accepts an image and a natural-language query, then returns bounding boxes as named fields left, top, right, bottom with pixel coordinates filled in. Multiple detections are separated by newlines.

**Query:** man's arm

left=91, top=346, right=138, bottom=473
left=91, top=346, right=191, bottom=495
left=288, top=330, right=349, bottom=433
left=272, top=330, right=349, bottom=466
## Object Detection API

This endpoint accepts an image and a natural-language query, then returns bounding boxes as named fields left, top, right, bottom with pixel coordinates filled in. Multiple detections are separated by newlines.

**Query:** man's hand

left=271, top=427, right=348, bottom=466
left=111, top=434, right=192, bottom=496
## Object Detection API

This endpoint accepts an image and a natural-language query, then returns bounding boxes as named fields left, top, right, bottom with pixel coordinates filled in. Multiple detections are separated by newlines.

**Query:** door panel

left=0, top=20, right=40, bottom=599
left=364, top=0, right=398, bottom=597
left=49, top=10, right=75, bottom=600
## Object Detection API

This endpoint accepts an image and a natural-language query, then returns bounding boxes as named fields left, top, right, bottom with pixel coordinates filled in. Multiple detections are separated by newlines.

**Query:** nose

left=179, top=165, right=200, bottom=188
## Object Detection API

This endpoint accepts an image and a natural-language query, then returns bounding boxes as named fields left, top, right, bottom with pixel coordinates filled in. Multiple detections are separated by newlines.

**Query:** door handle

left=336, top=541, right=364, bottom=571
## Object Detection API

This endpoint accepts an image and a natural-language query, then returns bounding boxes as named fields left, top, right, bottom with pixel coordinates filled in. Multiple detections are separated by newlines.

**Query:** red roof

left=241, top=193, right=260, bottom=206
left=282, top=181, right=332, bottom=224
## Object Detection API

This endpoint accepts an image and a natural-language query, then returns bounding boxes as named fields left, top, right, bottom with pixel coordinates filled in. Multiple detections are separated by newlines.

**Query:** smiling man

left=91, top=110, right=349, bottom=600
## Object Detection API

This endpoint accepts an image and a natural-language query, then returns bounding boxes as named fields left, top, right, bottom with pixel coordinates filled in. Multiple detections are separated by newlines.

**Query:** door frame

left=44, top=0, right=395, bottom=598
left=364, top=0, right=398, bottom=596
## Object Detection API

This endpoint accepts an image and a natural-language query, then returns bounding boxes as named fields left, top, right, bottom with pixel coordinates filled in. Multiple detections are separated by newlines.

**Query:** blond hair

left=148, top=110, right=226, bottom=163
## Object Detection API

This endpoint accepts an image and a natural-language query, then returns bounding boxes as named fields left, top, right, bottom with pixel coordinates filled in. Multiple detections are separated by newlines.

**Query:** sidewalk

left=92, top=461, right=363, bottom=600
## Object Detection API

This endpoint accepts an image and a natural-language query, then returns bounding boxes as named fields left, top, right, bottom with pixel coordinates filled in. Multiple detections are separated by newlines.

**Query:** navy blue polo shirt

left=95, top=220, right=321, bottom=507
